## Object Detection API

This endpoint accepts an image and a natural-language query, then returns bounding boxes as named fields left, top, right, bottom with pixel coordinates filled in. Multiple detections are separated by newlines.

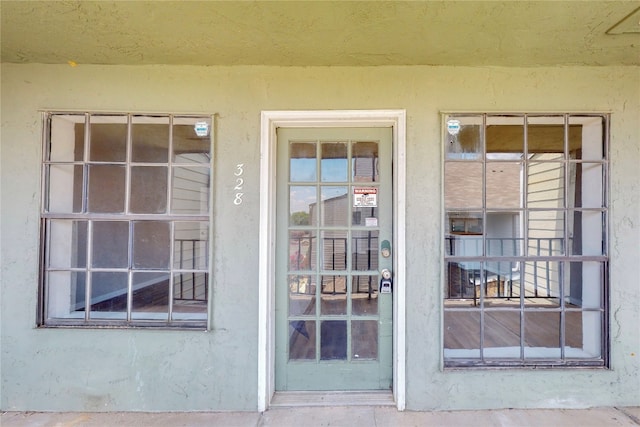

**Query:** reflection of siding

left=172, top=165, right=209, bottom=214
left=321, top=194, right=348, bottom=226
left=353, top=157, right=378, bottom=182
left=526, top=155, right=563, bottom=256
left=525, top=154, right=564, bottom=296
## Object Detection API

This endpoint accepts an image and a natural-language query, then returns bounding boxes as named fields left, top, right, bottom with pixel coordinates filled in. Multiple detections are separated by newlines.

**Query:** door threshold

left=270, top=390, right=395, bottom=408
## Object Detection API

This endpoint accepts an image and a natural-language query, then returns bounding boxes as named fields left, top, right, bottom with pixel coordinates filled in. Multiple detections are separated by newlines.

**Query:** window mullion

left=125, top=114, right=132, bottom=215
left=167, top=115, right=175, bottom=216
left=168, top=221, right=175, bottom=323
left=126, top=221, right=133, bottom=322
left=82, top=113, right=90, bottom=214
left=125, top=115, right=133, bottom=323
left=520, top=114, right=528, bottom=361
left=85, top=220, right=93, bottom=321
left=560, top=114, right=571, bottom=360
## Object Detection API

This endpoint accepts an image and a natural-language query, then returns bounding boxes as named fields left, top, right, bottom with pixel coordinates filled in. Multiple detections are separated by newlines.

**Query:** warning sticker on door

left=353, top=187, right=378, bottom=207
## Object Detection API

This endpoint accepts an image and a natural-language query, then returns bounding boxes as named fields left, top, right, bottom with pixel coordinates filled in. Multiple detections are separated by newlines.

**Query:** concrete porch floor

left=2, top=406, right=639, bottom=427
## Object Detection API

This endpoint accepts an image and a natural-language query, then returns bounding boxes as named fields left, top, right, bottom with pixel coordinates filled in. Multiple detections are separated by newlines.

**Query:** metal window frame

left=37, top=111, right=214, bottom=329
left=442, top=112, right=610, bottom=368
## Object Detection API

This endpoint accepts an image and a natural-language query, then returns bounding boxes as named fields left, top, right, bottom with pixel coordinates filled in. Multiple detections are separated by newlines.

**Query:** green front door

left=275, top=127, right=393, bottom=391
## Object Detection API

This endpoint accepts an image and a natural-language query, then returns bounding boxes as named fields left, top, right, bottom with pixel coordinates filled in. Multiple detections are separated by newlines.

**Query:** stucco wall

left=1, top=64, right=638, bottom=411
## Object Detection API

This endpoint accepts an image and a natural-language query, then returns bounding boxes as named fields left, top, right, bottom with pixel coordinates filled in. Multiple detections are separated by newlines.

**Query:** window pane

left=290, top=320, right=316, bottom=360
left=527, top=210, right=565, bottom=256
left=172, top=272, right=208, bottom=321
left=486, top=115, right=524, bottom=157
left=564, top=261, right=604, bottom=310
left=352, top=275, right=378, bottom=315
left=443, top=310, right=480, bottom=358
left=87, top=165, right=126, bottom=213
left=90, top=271, right=128, bottom=319
left=131, top=272, right=169, bottom=320
left=445, top=261, right=479, bottom=300
left=527, top=161, right=564, bottom=208
left=524, top=311, right=561, bottom=358
left=352, top=141, right=379, bottom=182
left=569, top=211, right=605, bottom=256
left=320, top=320, right=347, bottom=360
left=289, top=186, right=316, bottom=226
left=173, top=117, right=211, bottom=164
left=46, top=271, right=86, bottom=318
left=352, top=320, right=378, bottom=360
left=92, top=221, right=128, bottom=268
left=321, top=142, right=347, bottom=182
left=522, top=260, right=561, bottom=306
left=89, top=116, right=127, bottom=162
left=289, top=231, right=316, bottom=271
left=174, top=222, right=208, bottom=270
left=290, top=142, right=316, bottom=182
left=571, top=162, right=604, bottom=208
left=132, top=221, right=170, bottom=269
left=484, top=311, right=520, bottom=358
left=47, top=220, right=87, bottom=268
left=351, top=230, right=378, bottom=271
left=445, top=214, right=482, bottom=257
left=527, top=116, right=565, bottom=160
left=321, top=231, right=347, bottom=271
left=566, top=310, right=602, bottom=358
left=49, top=114, right=85, bottom=162
left=482, top=261, right=520, bottom=302
left=444, top=162, right=482, bottom=209
left=130, top=166, right=168, bottom=214
left=569, top=116, right=606, bottom=160
left=289, top=275, right=316, bottom=316
left=483, top=261, right=521, bottom=305
left=486, top=162, right=522, bottom=209
left=485, top=213, right=522, bottom=256
left=171, top=166, right=209, bottom=215
left=352, top=205, right=378, bottom=226
left=321, top=186, right=348, bottom=226
left=46, top=165, right=83, bottom=213
left=445, top=115, right=483, bottom=160
left=131, top=116, right=169, bottom=163
left=321, top=275, right=347, bottom=315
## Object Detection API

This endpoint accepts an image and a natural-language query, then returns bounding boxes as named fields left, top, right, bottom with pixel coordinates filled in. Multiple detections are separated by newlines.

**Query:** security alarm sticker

left=447, top=119, right=461, bottom=136
left=353, top=187, right=378, bottom=207
left=194, top=121, right=209, bottom=137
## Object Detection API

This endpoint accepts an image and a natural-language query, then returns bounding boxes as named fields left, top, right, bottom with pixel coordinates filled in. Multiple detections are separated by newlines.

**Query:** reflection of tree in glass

left=290, top=211, right=310, bottom=225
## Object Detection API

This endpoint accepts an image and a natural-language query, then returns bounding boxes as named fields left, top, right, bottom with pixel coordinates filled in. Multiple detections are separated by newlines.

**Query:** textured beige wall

left=1, top=64, right=638, bottom=411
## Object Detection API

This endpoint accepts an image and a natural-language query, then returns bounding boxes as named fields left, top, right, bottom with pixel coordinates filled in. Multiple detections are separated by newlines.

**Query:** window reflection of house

left=443, top=115, right=608, bottom=365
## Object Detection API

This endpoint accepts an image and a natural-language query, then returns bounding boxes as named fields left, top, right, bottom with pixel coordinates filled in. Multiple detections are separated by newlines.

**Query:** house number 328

left=233, top=163, right=244, bottom=205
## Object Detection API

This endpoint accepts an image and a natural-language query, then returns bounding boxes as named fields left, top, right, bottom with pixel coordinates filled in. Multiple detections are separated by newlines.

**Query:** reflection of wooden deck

left=444, top=306, right=583, bottom=350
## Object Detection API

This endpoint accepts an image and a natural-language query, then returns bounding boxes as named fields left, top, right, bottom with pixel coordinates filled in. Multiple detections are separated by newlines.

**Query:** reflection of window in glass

left=40, top=112, right=213, bottom=328
left=450, top=218, right=483, bottom=235
left=443, top=113, right=608, bottom=368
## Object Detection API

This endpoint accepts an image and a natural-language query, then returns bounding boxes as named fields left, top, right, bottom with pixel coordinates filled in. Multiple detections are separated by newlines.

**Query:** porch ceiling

left=1, top=1, right=639, bottom=67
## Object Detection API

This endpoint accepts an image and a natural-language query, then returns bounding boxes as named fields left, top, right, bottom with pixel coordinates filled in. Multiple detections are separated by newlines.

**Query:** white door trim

left=258, top=110, right=406, bottom=411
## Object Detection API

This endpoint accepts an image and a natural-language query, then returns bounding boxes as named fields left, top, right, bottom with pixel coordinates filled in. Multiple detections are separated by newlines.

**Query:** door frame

left=258, top=110, right=406, bottom=411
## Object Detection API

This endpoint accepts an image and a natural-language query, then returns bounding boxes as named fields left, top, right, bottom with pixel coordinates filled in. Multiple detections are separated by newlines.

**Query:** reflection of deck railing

left=289, top=235, right=379, bottom=271
left=446, top=236, right=565, bottom=257
left=289, top=235, right=378, bottom=298
left=445, top=236, right=565, bottom=302
left=175, top=239, right=207, bottom=302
